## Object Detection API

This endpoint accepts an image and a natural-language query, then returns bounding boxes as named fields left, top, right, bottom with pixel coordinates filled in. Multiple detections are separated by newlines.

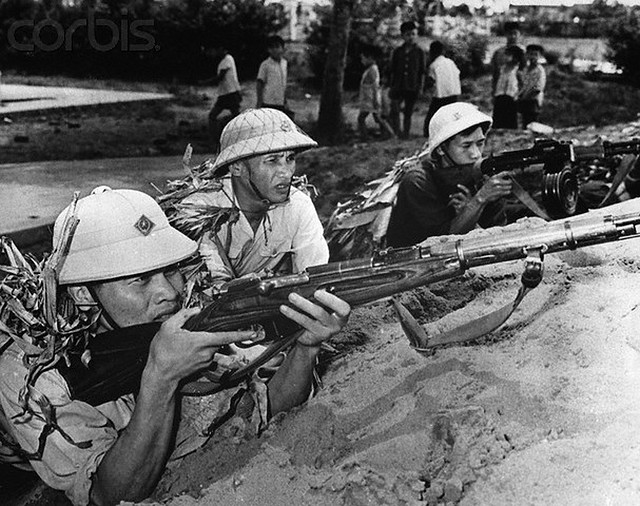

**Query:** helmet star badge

left=134, top=214, right=155, bottom=236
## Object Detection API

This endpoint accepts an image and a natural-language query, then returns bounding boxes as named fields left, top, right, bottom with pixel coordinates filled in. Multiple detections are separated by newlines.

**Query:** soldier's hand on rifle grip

left=146, top=307, right=259, bottom=386
left=280, top=290, right=351, bottom=348
left=449, top=184, right=473, bottom=214
left=476, top=171, right=513, bottom=203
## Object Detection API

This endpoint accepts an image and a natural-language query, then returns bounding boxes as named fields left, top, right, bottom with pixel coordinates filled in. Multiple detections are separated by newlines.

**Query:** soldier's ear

left=228, top=161, right=244, bottom=177
left=67, top=286, right=97, bottom=308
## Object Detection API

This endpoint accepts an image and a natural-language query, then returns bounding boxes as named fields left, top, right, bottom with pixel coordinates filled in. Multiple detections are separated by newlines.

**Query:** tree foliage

left=307, top=0, right=411, bottom=90
left=0, top=0, right=286, bottom=81
left=607, top=6, right=640, bottom=87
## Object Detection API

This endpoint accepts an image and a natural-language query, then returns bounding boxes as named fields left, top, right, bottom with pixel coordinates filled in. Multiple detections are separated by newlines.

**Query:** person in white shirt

left=201, top=41, right=243, bottom=152
left=256, top=36, right=292, bottom=119
left=423, top=40, right=462, bottom=137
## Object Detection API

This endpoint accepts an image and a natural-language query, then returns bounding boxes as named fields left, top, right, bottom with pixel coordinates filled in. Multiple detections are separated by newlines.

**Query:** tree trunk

left=316, top=0, right=357, bottom=145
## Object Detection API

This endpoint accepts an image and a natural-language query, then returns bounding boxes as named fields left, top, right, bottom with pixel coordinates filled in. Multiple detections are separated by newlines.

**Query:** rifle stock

left=60, top=210, right=640, bottom=405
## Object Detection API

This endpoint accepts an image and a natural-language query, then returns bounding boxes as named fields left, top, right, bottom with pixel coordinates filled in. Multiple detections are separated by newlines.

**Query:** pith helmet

left=211, top=108, right=318, bottom=175
left=424, top=102, right=492, bottom=157
left=53, top=187, right=197, bottom=285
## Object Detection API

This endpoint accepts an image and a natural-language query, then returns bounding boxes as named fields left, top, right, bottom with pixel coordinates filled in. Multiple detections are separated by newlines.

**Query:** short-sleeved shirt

left=429, top=55, right=461, bottom=98
left=386, top=160, right=507, bottom=248
left=217, top=53, right=241, bottom=96
left=183, top=178, right=329, bottom=281
left=257, top=57, right=288, bottom=106
left=519, top=63, right=546, bottom=106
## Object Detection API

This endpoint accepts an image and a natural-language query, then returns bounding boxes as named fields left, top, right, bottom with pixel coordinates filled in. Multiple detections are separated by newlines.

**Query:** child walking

left=357, top=48, right=395, bottom=140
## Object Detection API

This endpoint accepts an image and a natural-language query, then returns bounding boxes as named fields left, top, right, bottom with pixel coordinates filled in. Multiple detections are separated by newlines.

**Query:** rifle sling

left=408, top=249, right=544, bottom=351
left=598, top=154, right=640, bottom=208
left=412, top=283, right=533, bottom=351
left=510, top=178, right=551, bottom=221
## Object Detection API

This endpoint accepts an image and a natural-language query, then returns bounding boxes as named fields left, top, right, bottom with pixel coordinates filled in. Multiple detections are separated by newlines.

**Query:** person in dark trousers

left=388, top=21, right=426, bottom=139
left=492, top=44, right=524, bottom=129
left=201, top=41, right=243, bottom=153
left=490, top=21, right=525, bottom=101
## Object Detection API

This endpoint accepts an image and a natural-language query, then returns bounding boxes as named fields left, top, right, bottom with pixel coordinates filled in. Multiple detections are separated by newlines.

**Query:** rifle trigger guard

left=521, top=246, right=546, bottom=289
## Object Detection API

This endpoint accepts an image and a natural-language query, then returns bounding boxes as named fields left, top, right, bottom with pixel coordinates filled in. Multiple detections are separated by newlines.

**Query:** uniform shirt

left=429, top=55, right=461, bottom=98
left=217, top=53, right=241, bottom=96
left=359, top=63, right=381, bottom=113
left=0, top=341, right=246, bottom=505
left=389, top=43, right=426, bottom=93
left=257, top=57, right=288, bottom=106
left=0, top=343, right=134, bottom=506
left=183, top=178, right=328, bottom=281
left=386, top=159, right=507, bottom=248
left=519, top=63, right=546, bottom=106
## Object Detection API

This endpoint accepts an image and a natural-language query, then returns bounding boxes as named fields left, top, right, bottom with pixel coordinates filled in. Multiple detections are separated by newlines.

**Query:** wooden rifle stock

left=59, top=211, right=640, bottom=405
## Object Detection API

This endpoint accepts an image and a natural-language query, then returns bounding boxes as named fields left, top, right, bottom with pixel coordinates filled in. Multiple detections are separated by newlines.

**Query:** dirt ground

left=130, top=199, right=640, bottom=506
left=4, top=82, right=640, bottom=505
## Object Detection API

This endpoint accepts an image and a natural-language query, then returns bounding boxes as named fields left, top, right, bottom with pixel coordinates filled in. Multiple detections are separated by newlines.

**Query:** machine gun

left=58, top=209, right=640, bottom=406
left=479, top=138, right=640, bottom=217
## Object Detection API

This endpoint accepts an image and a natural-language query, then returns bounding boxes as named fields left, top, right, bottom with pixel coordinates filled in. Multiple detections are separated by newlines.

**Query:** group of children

left=206, top=27, right=547, bottom=146
left=356, top=39, right=546, bottom=140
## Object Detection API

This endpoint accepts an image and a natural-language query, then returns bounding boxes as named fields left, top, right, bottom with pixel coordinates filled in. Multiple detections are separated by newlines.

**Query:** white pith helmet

left=53, top=187, right=197, bottom=285
left=423, top=102, right=492, bottom=158
left=211, top=108, right=318, bottom=175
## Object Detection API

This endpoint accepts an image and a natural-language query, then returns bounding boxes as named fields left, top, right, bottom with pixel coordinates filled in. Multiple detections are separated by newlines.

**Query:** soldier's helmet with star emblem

left=423, top=102, right=492, bottom=159
left=211, top=108, right=318, bottom=176
left=53, top=186, right=197, bottom=285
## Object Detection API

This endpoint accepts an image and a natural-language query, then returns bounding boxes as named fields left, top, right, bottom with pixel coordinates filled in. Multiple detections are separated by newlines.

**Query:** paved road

left=0, top=153, right=213, bottom=246
left=0, top=83, right=172, bottom=114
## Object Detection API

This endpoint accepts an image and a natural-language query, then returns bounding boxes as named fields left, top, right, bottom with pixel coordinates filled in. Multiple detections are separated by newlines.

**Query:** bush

left=424, top=16, right=489, bottom=77
left=444, top=32, right=488, bottom=78
left=607, top=7, right=640, bottom=87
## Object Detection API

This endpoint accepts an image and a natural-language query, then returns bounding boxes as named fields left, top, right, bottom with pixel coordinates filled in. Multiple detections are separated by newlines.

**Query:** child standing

left=518, top=44, right=546, bottom=128
left=256, top=36, right=292, bottom=118
left=357, top=48, right=395, bottom=140
left=492, top=45, right=524, bottom=129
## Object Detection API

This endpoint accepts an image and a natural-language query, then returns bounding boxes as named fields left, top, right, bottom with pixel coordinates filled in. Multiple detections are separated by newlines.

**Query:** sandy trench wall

left=128, top=199, right=640, bottom=506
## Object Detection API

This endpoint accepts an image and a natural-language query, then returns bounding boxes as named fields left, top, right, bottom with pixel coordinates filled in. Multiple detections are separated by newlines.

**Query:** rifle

left=479, top=138, right=640, bottom=217
left=58, top=209, right=640, bottom=406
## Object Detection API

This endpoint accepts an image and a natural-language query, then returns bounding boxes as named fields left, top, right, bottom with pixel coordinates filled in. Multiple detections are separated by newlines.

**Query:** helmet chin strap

left=441, top=146, right=479, bottom=173
left=87, top=285, right=121, bottom=331
left=242, top=160, right=291, bottom=208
